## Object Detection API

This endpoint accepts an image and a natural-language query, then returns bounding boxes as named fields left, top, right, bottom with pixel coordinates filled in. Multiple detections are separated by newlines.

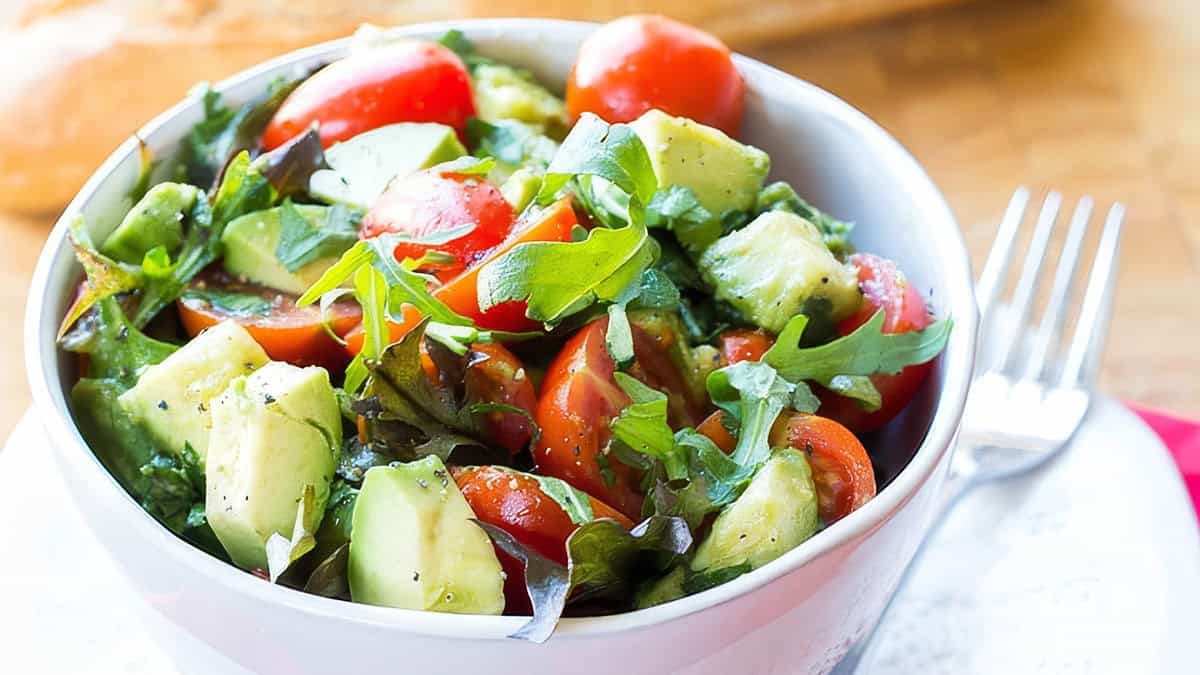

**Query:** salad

left=59, top=15, right=951, bottom=640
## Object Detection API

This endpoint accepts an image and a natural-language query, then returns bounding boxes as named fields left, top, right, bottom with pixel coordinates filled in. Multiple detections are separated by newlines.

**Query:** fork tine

left=994, top=191, right=1062, bottom=372
left=976, top=187, right=1031, bottom=323
left=1022, top=196, right=1093, bottom=379
left=1060, top=203, right=1124, bottom=387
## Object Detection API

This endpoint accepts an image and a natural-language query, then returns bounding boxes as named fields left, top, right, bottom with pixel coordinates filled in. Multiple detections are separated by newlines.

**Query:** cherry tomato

left=464, top=343, right=538, bottom=455
left=769, top=412, right=876, bottom=524
left=177, top=275, right=360, bottom=370
left=717, top=328, right=774, bottom=365
left=817, top=253, right=935, bottom=433
left=262, top=41, right=475, bottom=150
left=696, top=410, right=736, bottom=454
left=453, top=466, right=633, bottom=615
left=342, top=198, right=579, bottom=354
left=567, top=15, right=745, bottom=136
left=361, top=163, right=516, bottom=282
left=534, top=316, right=702, bottom=520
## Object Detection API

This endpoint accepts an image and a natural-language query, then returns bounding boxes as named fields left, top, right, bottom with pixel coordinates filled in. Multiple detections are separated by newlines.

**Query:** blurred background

left=3, top=0, right=1196, bottom=436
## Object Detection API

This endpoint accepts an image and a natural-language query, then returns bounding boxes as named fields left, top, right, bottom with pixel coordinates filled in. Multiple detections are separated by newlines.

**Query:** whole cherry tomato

left=463, top=343, right=538, bottom=455
left=567, top=15, right=745, bottom=136
left=262, top=41, right=475, bottom=150
left=817, top=253, right=935, bottom=433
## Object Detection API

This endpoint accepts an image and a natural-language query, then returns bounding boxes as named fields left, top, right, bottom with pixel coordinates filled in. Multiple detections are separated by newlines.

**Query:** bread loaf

left=0, top=0, right=965, bottom=214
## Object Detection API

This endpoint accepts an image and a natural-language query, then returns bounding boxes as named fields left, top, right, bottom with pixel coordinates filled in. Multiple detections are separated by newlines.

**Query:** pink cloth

left=1130, top=405, right=1200, bottom=518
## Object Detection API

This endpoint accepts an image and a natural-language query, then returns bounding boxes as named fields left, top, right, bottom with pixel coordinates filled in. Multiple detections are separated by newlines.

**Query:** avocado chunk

left=691, top=448, right=819, bottom=572
left=309, top=123, right=466, bottom=209
left=119, top=321, right=269, bottom=459
left=100, top=183, right=199, bottom=264
left=699, top=211, right=861, bottom=333
left=630, top=109, right=770, bottom=216
left=205, top=361, right=341, bottom=570
left=220, top=204, right=355, bottom=295
left=472, top=63, right=569, bottom=138
left=635, top=565, right=688, bottom=610
left=348, top=458, right=505, bottom=615
left=499, top=167, right=541, bottom=213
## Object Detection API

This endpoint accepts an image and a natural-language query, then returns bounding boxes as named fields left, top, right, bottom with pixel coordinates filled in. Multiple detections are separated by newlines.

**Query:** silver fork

left=832, top=188, right=1125, bottom=674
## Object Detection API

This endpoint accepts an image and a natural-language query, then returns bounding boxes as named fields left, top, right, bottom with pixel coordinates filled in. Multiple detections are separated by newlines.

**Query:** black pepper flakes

left=156, top=400, right=169, bottom=411
left=417, top=478, right=429, bottom=489
left=413, top=571, right=421, bottom=582
left=117, top=326, right=129, bottom=341
left=263, top=393, right=276, bottom=404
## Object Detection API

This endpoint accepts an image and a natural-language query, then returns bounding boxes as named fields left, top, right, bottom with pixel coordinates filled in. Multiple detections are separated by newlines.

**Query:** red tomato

left=177, top=276, right=361, bottom=370
left=463, top=343, right=538, bottom=455
left=817, top=253, right=935, bottom=433
left=342, top=198, right=580, bottom=355
left=534, top=316, right=702, bottom=520
left=769, top=412, right=876, bottom=524
left=262, top=41, right=475, bottom=150
left=696, top=410, right=736, bottom=454
left=717, top=328, right=775, bottom=365
left=454, top=466, right=634, bottom=615
left=361, top=164, right=516, bottom=282
left=567, top=15, right=745, bottom=136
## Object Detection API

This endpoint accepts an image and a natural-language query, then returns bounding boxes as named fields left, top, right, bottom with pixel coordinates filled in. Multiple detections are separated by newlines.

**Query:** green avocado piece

left=472, top=63, right=569, bottom=138
left=100, top=183, right=199, bottom=264
left=691, top=448, right=819, bottom=572
left=630, top=109, right=770, bottom=216
left=348, top=457, right=505, bottom=615
left=119, top=321, right=269, bottom=460
left=699, top=211, right=862, bottom=333
left=635, top=565, right=688, bottom=610
left=220, top=204, right=353, bottom=295
left=309, top=123, right=466, bottom=209
left=499, top=167, right=541, bottom=213
left=205, top=361, right=341, bottom=571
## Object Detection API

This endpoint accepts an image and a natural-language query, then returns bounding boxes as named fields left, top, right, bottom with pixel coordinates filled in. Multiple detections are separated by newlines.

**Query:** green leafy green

left=345, top=265, right=388, bottom=393
left=436, top=29, right=496, bottom=72
left=467, top=118, right=558, bottom=170
left=512, top=469, right=595, bottom=526
left=762, top=311, right=953, bottom=383
left=536, top=114, right=657, bottom=208
left=754, top=181, right=854, bottom=256
left=645, top=186, right=719, bottom=251
left=137, top=443, right=204, bottom=533
left=264, top=485, right=318, bottom=583
left=609, top=373, right=688, bottom=481
left=821, top=375, right=881, bottom=411
left=275, top=200, right=361, bottom=272
left=57, top=222, right=142, bottom=340
left=681, top=563, right=753, bottom=595
left=180, top=288, right=272, bottom=317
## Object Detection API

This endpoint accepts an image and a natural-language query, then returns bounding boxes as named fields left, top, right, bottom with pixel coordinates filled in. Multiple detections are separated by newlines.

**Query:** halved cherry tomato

left=342, top=198, right=579, bottom=354
left=262, top=41, right=475, bottom=150
left=696, top=410, right=736, bottom=454
left=453, top=466, right=634, bottom=615
left=464, top=343, right=538, bottom=455
left=817, top=253, right=935, bottom=433
left=177, top=275, right=361, bottom=370
left=567, top=15, right=745, bottom=136
left=534, top=316, right=704, bottom=520
left=717, top=328, right=774, bottom=365
left=360, top=164, right=516, bottom=282
left=769, top=412, right=876, bottom=524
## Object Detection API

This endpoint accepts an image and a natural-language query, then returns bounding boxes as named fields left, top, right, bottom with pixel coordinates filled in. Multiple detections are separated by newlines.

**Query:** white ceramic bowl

left=24, top=19, right=977, bottom=675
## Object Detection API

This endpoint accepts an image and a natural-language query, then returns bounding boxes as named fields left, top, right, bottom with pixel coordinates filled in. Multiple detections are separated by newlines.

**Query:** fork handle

left=830, top=449, right=982, bottom=674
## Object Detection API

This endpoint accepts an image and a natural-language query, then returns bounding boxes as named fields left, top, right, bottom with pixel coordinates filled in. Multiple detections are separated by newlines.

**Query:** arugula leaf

left=467, top=118, right=558, bottom=169
left=57, top=222, right=142, bottom=340
left=505, top=468, right=595, bottom=526
left=536, top=114, right=656, bottom=208
left=645, top=186, right=720, bottom=251
left=609, top=373, right=688, bottom=481
left=275, top=199, right=361, bottom=272
left=180, top=288, right=272, bottom=317
left=477, top=514, right=692, bottom=642
left=466, top=403, right=542, bottom=448
left=345, top=265, right=389, bottom=393
left=755, top=181, right=854, bottom=256
left=436, top=29, right=496, bottom=72
left=762, top=311, right=953, bottom=382
left=821, top=375, right=881, bottom=411
left=476, top=220, right=658, bottom=325
left=791, top=380, right=823, bottom=413
left=264, top=485, right=318, bottom=583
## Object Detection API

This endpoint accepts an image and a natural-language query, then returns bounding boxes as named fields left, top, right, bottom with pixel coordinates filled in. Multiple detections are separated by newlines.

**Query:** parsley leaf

left=762, top=311, right=953, bottom=383
left=275, top=199, right=361, bottom=272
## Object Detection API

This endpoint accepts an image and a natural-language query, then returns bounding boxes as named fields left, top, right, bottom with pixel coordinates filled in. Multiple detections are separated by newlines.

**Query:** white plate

left=1, top=397, right=1197, bottom=674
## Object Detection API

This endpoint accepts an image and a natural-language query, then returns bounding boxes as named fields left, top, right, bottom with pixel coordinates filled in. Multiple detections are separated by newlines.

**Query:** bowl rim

left=23, top=18, right=977, bottom=640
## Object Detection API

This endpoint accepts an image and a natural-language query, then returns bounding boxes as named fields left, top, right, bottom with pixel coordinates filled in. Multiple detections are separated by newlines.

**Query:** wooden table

left=4, top=0, right=1197, bottom=437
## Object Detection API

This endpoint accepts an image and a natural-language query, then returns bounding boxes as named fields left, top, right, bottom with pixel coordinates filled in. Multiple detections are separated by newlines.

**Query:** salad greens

left=58, top=21, right=953, bottom=643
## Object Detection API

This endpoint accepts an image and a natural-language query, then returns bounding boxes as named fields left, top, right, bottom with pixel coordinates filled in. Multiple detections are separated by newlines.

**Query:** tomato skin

left=567, top=15, right=745, bottom=136
left=463, top=343, right=538, bottom=455
left=361, top=165, right=516, bottom=282
left=769, top=412, right=876, bottom=523
left=718, top=328, right=774, bottom=365
left=342, top=198, right=579, bottom=355
left=817, top=253, right=935, bottom=433
left=696, top=411, right=736, bottom=454
left=262, top=41, right=475, bottom=150
left=453, top=465, right=633, bottom=614
left=177, top=279, right=361, bottom=370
